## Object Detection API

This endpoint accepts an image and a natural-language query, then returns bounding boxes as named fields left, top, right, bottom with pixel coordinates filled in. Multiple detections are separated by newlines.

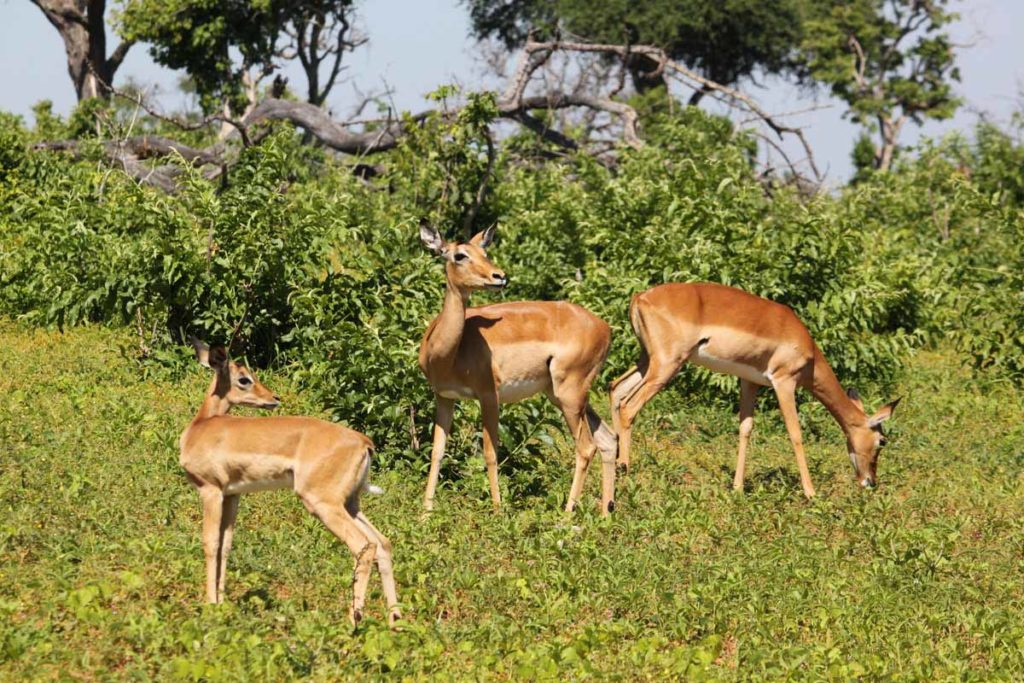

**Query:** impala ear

left=207, top=346, right=229, bottom=371
left=190, top=336, right=211, bottom=368
left=419, top=220, right=444, bottom=254
left=470, top=224, right=496, bottom=248
left=868, top=397, right=901, bottom=429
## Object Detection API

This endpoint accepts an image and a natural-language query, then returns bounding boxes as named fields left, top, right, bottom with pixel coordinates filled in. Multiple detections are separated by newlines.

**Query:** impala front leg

left=199, top=486, right=225, bottom=603
left=773, top=378, right=816, bottom=498
left=424, top=395, right=454, bottom=511
left=480, top=394, right=502, bottom=511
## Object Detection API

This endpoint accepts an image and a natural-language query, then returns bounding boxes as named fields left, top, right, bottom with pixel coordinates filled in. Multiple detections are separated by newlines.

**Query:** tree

left=117, top=0, right=363, bottom=114
left=464, top=0, right=806, bottom=101
left=29, top=0, right=134, bottom=100
left=801, top=0, right=961, bottom=172
left=279, top=0, right=365, bottom=107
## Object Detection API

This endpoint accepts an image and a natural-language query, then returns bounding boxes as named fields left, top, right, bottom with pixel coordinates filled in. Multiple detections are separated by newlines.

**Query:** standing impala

left=418, top=222, right=618, bottom=514
left=180, top=339, right=400, bottom=627
left=610, top=283, right=900, bottom=496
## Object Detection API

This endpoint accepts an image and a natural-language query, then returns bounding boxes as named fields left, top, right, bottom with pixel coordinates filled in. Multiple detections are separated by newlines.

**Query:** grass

left=2, top=321, right=1023, bottom=680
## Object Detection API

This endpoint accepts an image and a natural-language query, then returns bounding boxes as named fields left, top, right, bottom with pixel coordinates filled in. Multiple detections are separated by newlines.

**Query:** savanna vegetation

left=3, top=0, right=1024, bottom=678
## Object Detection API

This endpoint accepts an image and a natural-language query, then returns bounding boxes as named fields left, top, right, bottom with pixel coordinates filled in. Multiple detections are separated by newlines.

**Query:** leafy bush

left=2, top=104, right=1022, bottom=466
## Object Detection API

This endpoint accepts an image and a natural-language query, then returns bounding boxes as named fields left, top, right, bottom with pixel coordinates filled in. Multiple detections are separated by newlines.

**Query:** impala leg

left=480, top=395, right=502, bottom=511
left=614, top=356, right=682, bottom=471
left=773, top=378, right=816, bottom=498
left=217, top=495, right=240, bottom=598
left=424, top=395, right=455, bottom=511
left=558, top=404, right=597, bottom=514
left=311, top=502, right=375, bottom=626
left=587, top=406, right=618, bottom=515
left=355, top=512, right=401, bottom=627
left=733, top=380, right=758, bottom=492
left=610, top=365, right=643, bottom=472
left=199, top=487, right=224, bottom=604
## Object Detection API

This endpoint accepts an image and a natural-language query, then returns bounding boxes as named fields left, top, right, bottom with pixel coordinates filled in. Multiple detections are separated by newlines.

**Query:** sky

left=1, top=0, right=1022, bottom=183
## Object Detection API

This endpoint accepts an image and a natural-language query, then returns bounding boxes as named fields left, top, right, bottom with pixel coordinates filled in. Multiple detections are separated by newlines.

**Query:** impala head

left=420, top=221, right=507, bottom=292
left=845, top=388, right=901, bottom=488
left=190, top=337, right=281, bottom=411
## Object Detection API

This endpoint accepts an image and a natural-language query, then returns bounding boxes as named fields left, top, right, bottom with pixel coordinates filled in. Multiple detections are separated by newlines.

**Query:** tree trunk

left=875, top=114, right=905, bottom=172
left=30, top=0, right=132, bottom=101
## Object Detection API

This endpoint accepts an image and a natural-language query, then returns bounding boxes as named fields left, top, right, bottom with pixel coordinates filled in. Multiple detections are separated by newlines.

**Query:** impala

left=610, top=283, right=900, bottom=496
left=180, top=339, right=400, bottom=627
left=418, top=222, right=618, bottom=514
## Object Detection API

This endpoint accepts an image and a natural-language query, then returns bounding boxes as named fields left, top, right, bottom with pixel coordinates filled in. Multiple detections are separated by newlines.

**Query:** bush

left=2, top=104, right=1021, bottom=465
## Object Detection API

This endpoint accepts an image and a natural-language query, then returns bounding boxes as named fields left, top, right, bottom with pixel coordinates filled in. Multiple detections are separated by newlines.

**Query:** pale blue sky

left=1, top=0, right=1021, bottom=182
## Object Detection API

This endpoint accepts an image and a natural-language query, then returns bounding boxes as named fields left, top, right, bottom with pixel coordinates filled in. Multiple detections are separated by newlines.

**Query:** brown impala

left=418, top=222, right=618, bottom=515
left=610, top=283, right=900, bottom=495
left=179, top=339, right=400, bottom=627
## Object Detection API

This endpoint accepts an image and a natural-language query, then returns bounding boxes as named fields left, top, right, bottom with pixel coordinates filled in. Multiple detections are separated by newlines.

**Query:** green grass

left=2, top=322, right=1023, bottom=680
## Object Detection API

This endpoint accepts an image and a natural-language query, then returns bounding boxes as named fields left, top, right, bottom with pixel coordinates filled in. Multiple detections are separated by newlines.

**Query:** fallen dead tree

left=33, top=36, right=820, bottom=192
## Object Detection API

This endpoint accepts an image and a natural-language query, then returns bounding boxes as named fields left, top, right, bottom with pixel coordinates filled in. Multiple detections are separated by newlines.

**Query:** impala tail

left=359, top=445, right=384, bottom=495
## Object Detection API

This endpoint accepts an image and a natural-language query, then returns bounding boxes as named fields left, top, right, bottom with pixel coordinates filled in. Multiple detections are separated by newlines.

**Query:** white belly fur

left=691, top=348, right=772, bottom=386
left=498, top=377, right=548, bottom=404
left=224, top=473, right=295, bottom=496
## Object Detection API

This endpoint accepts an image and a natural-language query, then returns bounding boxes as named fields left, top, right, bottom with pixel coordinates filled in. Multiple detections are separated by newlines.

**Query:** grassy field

left=2, top=322, right=1023, bottom=680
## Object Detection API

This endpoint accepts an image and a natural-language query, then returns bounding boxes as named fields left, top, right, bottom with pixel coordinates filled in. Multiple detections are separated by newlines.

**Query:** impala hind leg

left=552, top=358, right=616, bottom=515
left=610, top=366, right=643, bottom=472
left=310, top=501, right=376, bottom=626
left=555, top=401, right=598, bottom=514
left=424, top=395, right=454, bottom=511
left=587, top=406, right=618, bottom=515
left=773, top=378, right=816, bottom=498
left=612, top=356, right=683, bottom=472
left=216, top=495, right=240, bottom=598
left=733, top=380, right=759, bottom=492
left=355, top=512, right=401, bottom=626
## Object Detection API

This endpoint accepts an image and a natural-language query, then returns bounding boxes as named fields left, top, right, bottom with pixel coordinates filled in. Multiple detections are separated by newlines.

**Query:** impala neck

left=193, top=374, right=232, bottom=423
left=809, top=346, right=868, bottom=435
left=425, top=277, right=470, bottom=370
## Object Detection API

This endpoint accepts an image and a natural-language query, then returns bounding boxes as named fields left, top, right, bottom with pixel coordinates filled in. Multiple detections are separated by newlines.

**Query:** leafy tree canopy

left=465, top=0, right=806, bottom=97
left=118, top=0, right=359, bottom=114
left=801, top=0, right=961, bottom=170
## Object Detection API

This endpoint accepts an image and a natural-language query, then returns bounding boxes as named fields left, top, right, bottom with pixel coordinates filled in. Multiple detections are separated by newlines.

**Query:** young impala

left=418, top=222, right=618, bottom=515
left=610, top=283, right=900, bottom=496
left=179, top=339, right=400, bottom=627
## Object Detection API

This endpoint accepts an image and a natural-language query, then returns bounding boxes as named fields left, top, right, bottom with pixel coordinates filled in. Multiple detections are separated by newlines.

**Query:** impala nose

left=493, top=273, right=508, bottom=287
left=861, top=477, right=875, bottom=488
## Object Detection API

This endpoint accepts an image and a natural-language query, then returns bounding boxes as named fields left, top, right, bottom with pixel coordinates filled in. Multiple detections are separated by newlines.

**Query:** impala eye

left=238, top=376, right=253, bottom=387
left=454, top=252, right=469, bottom=262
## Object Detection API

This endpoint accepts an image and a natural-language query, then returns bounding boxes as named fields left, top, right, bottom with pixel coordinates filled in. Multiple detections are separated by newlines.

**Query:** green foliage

left=0, top=113, right=27, bottom=182
left=118, top=0, right=283, bottom=114
left=117, top=0, right=360, bottom=113
left=801, top=0, right=961, bottom=170
left=2, top=100, right=1023, bottom=472
left=2, top=325, right=1024, bottom=679
left=465, top=0, right=806, bottom=90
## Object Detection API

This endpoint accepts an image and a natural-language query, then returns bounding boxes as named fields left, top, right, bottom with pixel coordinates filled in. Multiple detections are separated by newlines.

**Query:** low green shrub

left=2, top=104, right=1021, bottom=464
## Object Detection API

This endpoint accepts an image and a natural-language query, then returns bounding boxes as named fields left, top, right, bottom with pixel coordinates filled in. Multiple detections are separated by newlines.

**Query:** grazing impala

left=180, top=339, right=400, bottom=627
left=418, top=222, right=618, bottom=514
left=610, top=283, right=900, bottom=496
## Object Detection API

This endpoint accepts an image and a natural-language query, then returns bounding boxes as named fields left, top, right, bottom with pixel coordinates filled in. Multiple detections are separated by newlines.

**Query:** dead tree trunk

left=29, top=0, right=133, bottom=101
